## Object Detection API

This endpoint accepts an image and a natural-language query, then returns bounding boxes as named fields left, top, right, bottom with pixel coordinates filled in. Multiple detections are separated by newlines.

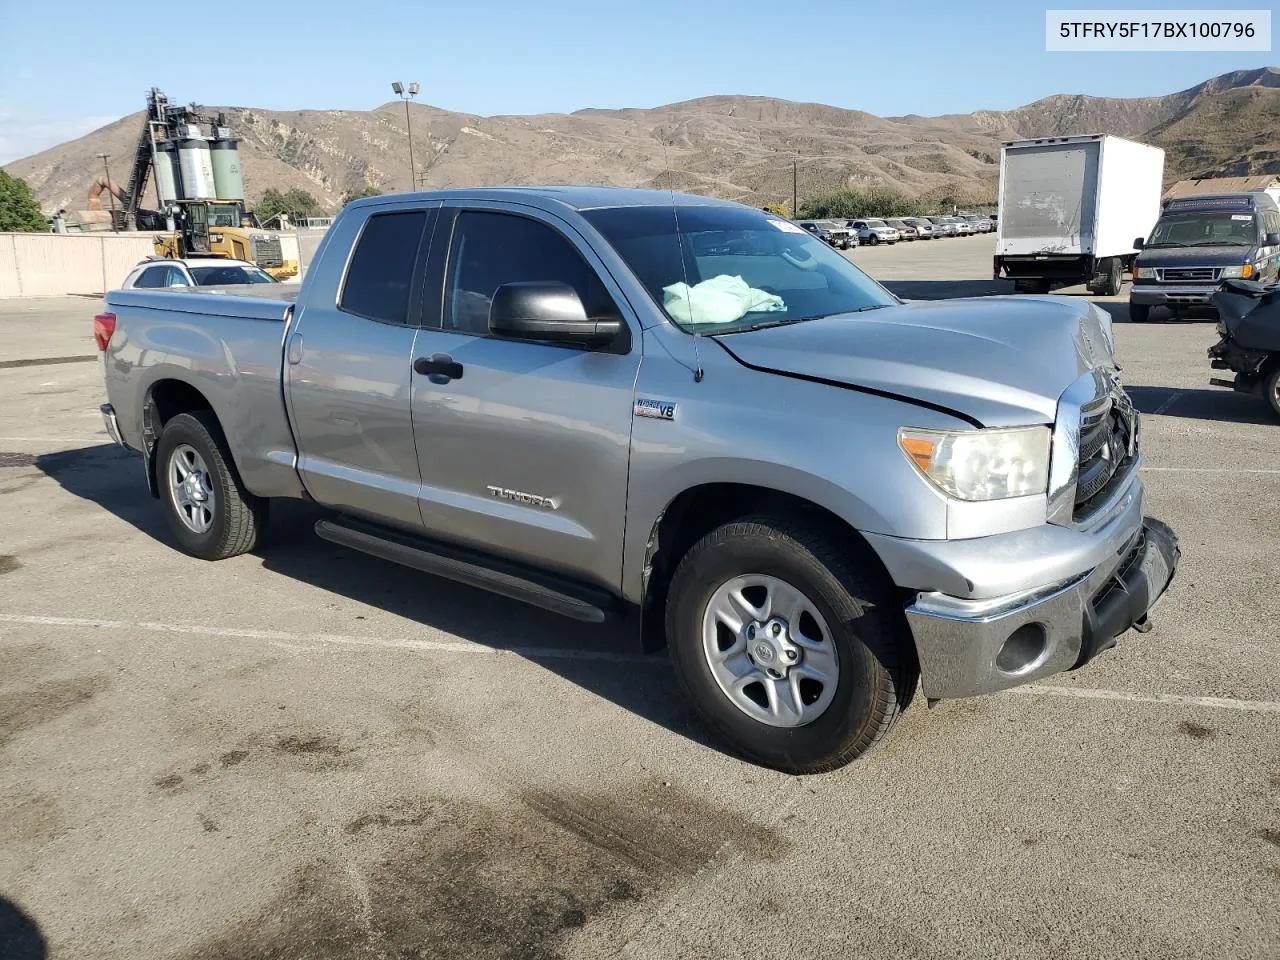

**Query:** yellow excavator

left=86, top=88, right=298, bottom=280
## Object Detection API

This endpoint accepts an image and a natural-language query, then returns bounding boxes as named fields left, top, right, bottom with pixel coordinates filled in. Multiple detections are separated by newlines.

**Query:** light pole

left=98, top=153, right=118, bottom=232
left=391, top=81, right=420, bottom=191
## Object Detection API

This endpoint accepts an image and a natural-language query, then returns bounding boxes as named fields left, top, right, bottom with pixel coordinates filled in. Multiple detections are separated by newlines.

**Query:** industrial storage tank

left=210, top=138, right=245, bottom=201
left=177, top=138, right=216, bottom=199
left=152, top=140, right=182, bottom=205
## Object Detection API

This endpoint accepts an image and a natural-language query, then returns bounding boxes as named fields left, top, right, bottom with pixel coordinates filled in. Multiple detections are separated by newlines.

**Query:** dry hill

left=6, top=67, right=1278, bottom=216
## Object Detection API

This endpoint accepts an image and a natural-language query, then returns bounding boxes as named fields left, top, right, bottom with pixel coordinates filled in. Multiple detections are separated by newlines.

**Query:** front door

left=285, top=203, right=438, bottom=531
left=409, top=206, right=641, bottom=590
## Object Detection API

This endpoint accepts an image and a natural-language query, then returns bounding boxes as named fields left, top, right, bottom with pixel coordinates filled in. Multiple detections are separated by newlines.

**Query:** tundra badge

left=486, top=486, right=560, bottom=510
left=634, top=398, right=677, bottom=421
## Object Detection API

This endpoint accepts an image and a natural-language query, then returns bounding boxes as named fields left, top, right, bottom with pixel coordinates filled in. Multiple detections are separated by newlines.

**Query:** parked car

left=96, top=187, right=1178, bottom=774
left=900, top=217, right=935, bottom=239
left=1208, top=279, right=1280, bottom=420
left=962, top=215, right=993, bottom=233
left=122, top=258, right=279, bottom=289
left=847, top=219, right=900, bottom=244
left=817, top=219, right=857, bottom=250
left=884, top=218, right=919, bottom=241
left=923, top=216, right=957, bottom=237
left=949, top=217, right=975, bottom=236
left=797, top=220, right=836, bottom=246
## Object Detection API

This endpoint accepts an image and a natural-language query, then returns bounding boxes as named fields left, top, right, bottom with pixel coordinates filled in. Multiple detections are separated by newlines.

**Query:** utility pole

left=391, top=81, right=420, bottom=191
left=792, top=159, right=798, bottom=219
left=98, top=153, right=118, bottom=232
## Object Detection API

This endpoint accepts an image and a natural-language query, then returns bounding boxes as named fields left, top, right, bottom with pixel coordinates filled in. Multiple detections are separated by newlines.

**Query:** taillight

left=93, top=312, right=116, bottom=352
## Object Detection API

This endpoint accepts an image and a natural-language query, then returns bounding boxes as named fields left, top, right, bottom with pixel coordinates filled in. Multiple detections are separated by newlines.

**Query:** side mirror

left=489, top=281, right=621, bottom=347
left=1265, top=232, right=1280, bottom=246
left=1133, top=237, right=1145, bottom=250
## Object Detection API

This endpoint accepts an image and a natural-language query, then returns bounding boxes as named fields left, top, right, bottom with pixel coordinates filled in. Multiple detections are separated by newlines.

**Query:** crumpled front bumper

left=902, top=517, right=1177, bottom=699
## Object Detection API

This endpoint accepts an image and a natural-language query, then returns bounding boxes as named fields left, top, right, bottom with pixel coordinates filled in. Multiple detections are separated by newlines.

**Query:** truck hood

left=1136, top=245, right=1253, bottom=267
left=712, top=296, right=1114, bottom=427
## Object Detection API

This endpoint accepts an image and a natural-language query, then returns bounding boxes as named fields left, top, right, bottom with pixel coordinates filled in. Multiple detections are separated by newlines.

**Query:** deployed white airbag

left=662, top=275, right=785, bottom=325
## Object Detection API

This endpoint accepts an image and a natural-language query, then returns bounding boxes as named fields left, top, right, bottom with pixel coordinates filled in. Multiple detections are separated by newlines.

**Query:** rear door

left=285, top=202, right=439, bottom=531
left=407, top=204, right=641, bottom=590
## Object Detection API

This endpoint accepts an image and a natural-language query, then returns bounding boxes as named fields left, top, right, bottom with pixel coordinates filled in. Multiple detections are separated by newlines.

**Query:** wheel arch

left=140, top=377, right=222, bottom=498
left=638, top=481, right=904, bottom=651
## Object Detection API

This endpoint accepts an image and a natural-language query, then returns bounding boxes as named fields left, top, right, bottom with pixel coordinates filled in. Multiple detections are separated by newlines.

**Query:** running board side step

left=314, top=517, right=616, bottom=624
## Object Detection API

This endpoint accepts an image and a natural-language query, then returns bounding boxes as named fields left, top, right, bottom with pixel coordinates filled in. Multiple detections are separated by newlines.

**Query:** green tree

left=0, top=171, right=48, bottom=232
left=797, top=187, right=922, bottom=220
left=254, top=187, right=325, bottom=223
left=341, top=185, right=382, bottom=206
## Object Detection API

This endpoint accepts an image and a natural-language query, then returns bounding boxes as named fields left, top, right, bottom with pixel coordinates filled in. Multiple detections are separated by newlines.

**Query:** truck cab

left=1129, top=192, right=1280, bottom=322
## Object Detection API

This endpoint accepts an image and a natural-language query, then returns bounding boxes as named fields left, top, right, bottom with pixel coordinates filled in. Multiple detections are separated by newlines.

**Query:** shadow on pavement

left=1126, top=385, right=1275, bottom=425
left=0, top=897, right=47, bottom=960
left=882, top=279, right=1013, bottom=300
left=32, top=445, right=722, bottom=760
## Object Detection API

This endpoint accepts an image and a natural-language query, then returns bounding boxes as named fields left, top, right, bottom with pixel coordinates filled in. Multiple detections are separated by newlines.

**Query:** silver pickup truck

left=97, top=187, right=1178, bottom=773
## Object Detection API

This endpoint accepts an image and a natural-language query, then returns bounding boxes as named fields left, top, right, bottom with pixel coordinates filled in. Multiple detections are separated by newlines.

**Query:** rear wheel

left=666, top=515, right=916, bottom=774
left=1090, top=258, right=1123, bottom=297
left=1128, top=302, right=1151, bottom=323
left=156, top=411, right=267, bottom=560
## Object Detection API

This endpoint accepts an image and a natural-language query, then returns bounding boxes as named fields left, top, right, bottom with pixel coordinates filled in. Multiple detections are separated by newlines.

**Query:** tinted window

left=133, top=266, right=167, bottom=288
left=339, top=211, right=427, bottom=324
left=444, top=211, right=617, bottom=337
left=163, top=267, right=189, bottom=286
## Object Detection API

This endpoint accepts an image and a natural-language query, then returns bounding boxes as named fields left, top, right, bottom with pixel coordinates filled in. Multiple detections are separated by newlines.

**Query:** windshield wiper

left=1194, top=240, right=1250, bottom=247
left=1143, top=242, right=1188, bottom=248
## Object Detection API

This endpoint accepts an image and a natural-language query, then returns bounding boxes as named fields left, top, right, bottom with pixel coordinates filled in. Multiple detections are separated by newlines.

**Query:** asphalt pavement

left=1, top=234, right=1276, bottom=960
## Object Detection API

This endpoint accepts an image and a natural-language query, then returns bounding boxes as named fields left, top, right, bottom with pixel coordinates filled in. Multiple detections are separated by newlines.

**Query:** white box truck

left=994, top=135, right=1165, bottom=296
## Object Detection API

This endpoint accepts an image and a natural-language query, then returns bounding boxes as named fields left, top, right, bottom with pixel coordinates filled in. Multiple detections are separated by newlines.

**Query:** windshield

left=189, top=265, right=277, bottom=285
left=207, top=204, right=242, bottom=228
left=1147, top=211, right=1258, bottom=247
left=866, top=219, right=889, bottom=229
left=582, top=205, right=897, bottom=334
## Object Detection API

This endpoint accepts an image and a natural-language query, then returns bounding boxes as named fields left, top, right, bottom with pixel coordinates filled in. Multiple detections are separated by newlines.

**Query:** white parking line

left=1151, top=391, right=1184, bottom=415
left=1010, top=684, right=1280, bottom=714
left=1143, top=467, right=1280, bottom=474
left=2, top=613, right=1278, bottom=714
left=0, top=613, right=655, bottom=665
left=0, top=436, right=105, bottom=444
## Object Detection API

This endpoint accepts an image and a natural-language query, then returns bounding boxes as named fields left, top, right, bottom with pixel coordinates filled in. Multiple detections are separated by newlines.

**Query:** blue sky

left=0, top=0, right=1271, bottom=163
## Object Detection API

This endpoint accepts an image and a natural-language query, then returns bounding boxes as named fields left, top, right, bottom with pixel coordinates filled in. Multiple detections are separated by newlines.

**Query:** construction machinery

left=86, top=88, right=298, bottom=280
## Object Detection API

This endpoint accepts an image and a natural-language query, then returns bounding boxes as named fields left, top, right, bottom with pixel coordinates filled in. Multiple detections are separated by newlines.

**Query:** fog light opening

left=996, top=623, right=1049, bottom=675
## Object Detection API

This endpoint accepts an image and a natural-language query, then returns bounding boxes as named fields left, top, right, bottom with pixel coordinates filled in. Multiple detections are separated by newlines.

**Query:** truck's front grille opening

left=253, top=236, right=284, bottom=268
left=1073, top=385, right=1137, bottom=521
left=1155, top=266, right=1221, bottom=283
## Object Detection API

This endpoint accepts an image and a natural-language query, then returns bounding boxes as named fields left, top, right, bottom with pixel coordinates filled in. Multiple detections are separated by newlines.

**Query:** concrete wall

left=0, top=230, right=316, bottom=298
left=0, top=233, right=156, bottom=298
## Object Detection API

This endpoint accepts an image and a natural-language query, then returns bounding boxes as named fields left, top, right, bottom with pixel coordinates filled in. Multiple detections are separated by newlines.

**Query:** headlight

left=899, top=426, right=1051, bottom=501
left=1134, top=266, right=1155, bottom=280
left=1220, top=264, right=1254, bottom=279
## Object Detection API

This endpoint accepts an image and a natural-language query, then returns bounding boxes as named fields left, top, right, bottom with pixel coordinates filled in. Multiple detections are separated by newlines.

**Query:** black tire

left=868, top=235, right=879, bottom=246
left=1128, top=302, right=1151, bottom=323
left=155, top=411, right=267, bottom=560
left=1266, top=366, right=1280, bottom=422
left=665, top=514, right=916, bottom=774
left=1091, top=258, right=1122, bottom=297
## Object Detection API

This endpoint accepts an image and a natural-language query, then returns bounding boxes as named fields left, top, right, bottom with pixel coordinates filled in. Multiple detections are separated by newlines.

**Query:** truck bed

left=102, top=286, right=304, bottom=501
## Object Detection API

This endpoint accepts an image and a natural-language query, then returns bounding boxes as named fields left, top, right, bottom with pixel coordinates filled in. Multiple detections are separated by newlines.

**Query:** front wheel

left=666, top=515, right=916, bottom=773
left=1266, top=366, right=1280, bottom=422
left=867, top=235, right=879, bottom=246
left=156, top=411, right=267, bottom=560
left=1128, top=302, right=1151, bottom=323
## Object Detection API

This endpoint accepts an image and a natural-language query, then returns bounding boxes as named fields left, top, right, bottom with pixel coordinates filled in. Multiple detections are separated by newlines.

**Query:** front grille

left=1155, top=266, right=1220, bottom=283
left=253, top=235, right=284, bottom=268
left=1073, top=380, right=1138, bottom=521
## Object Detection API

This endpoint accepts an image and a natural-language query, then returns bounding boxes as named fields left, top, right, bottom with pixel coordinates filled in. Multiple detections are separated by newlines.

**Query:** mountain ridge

left=6, top=67, right=1278, bottom=215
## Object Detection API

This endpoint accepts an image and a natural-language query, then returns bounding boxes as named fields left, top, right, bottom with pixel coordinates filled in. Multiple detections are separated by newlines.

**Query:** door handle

left=414, top=353, right=464, bottom=384
left=286, top=333, right=304, bottom=365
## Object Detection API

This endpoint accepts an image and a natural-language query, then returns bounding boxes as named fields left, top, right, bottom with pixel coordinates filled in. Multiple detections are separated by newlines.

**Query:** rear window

left=189, top=265, right=275, bottom=285
left=339, top=211, right=428, bottom=324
